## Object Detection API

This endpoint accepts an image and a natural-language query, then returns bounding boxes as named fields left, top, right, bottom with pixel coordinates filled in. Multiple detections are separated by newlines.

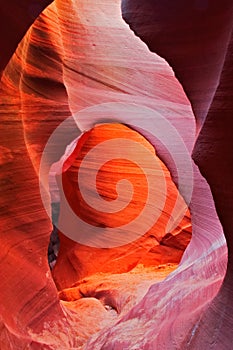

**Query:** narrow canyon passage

left=0, top=0, right=229, bottom=349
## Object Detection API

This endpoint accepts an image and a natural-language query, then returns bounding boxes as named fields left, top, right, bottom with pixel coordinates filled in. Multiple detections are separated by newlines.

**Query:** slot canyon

left=0, top=1, right=232, bottom=349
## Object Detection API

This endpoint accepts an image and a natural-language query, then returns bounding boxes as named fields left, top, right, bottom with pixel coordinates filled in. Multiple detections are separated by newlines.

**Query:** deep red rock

left=0, top=0, right=53, bottom=75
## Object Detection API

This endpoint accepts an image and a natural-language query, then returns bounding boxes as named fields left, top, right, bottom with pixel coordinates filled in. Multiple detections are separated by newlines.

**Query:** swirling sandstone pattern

left=0, top=0, right=231, bottom=349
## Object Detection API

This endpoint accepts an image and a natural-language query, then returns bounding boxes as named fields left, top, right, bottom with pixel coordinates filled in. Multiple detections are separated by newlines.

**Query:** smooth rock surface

left=0, top=0, right=230, bottom=349
left=52, top=123, right=191, bottom=290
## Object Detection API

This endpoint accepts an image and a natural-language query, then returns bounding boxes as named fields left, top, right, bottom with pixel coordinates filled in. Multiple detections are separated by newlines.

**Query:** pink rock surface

left=0, top=0, right=230, bottom=349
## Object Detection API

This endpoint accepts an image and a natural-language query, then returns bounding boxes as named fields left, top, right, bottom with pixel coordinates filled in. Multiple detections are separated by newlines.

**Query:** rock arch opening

left=47, top=123, right=192, bottom=333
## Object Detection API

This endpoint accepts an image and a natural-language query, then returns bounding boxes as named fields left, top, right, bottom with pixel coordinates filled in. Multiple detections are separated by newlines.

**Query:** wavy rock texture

left=52, top=123, right=191, bottom=290
left=0, top=0, right=231, bottom=349
left=122, top=1, right=233, bottom=348
left=0, top=0, right=53, bottom=76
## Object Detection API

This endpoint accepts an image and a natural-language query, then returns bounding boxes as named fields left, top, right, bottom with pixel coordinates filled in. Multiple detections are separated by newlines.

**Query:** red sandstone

left=0, top=1, right=231, bottom=349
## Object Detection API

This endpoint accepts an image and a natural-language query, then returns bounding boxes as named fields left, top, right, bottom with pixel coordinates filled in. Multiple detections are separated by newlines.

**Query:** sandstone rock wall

left=0, top=1, right=231, bottom=349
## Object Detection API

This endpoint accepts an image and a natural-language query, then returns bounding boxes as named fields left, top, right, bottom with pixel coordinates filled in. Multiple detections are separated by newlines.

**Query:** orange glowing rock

left=52, top=123, right=191, bottom=290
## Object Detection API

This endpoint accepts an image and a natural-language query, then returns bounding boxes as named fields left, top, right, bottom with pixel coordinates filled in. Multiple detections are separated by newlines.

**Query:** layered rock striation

left=0, top=0, right=231, bottom=349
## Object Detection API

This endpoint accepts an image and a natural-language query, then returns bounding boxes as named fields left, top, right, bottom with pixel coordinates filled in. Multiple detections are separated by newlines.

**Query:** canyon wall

left=0, top=1, right=231, bottom=349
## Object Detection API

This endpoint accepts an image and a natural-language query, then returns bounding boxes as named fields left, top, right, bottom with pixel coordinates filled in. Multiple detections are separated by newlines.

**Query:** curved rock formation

left=0, top=0, right=53, bottom=76
left=122, top=0, right=233, bottom=128
left=52, top=122, right=191, bottom=290
left=122, top=1, right=233, bottom=348
left=0, top=0, right=230, bottom=349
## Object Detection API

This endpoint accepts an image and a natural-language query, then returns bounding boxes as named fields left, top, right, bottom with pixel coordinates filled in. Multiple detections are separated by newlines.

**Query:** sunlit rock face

left=52, top=123, right=191, bottom=290
left=0, top=0, right=230, bottom=349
